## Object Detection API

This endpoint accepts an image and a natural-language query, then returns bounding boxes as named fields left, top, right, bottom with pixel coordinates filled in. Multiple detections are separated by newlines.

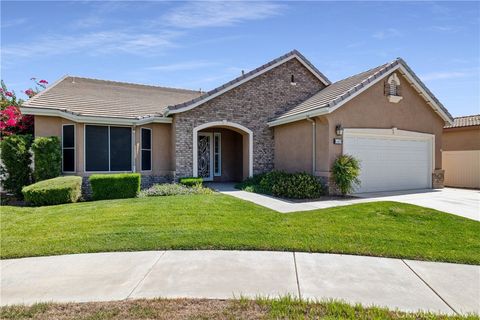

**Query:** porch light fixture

left=335, top=124, right=344, bottom=136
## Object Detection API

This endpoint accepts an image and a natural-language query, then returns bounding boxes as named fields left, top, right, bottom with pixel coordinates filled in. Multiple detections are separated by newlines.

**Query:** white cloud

left=162, top=1, right=285, bottom=29
left=147, top=61, right=219, bottom=71
left=1, top=17, right=27, bottom=28
left=372, top=28, right=402, bottom=40
left=2, top=30, right=180, bottom=58
left=420, top=71, right=471, bottom=81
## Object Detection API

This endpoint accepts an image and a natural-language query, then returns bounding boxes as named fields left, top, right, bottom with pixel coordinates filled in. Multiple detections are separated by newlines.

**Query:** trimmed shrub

left=139, top=183, right=213, bottom=197
left=0, top=134, right=33, bottom=197
left=332, top=154, right=361, bottom=196
left=22, top=176, right=82, bottom=206
left=31, top=136, right=61, bottom=182
left=179, top=177, right=203, bottom=187
left=237, top=171, right=325, bottom=199
left=89, top=173, right=140, bottom=200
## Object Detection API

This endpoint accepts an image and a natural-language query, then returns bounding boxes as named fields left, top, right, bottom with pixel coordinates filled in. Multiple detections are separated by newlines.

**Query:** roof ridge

left=65, top=75, right=203, bottom=94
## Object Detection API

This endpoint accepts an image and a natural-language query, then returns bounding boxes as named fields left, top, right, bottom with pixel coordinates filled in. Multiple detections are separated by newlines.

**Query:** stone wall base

left=81, top=174, right=173, bottom=200
left=432, top=169, right=445, bottom=189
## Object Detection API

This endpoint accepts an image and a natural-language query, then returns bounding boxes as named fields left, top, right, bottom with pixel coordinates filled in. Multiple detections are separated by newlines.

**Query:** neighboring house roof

left=165, top=49, right=331, bottom=115
left=444, top=114, right=480, bottom=129
left=22, top=76, right=202, bottom=124
left=268, top=58, right=454, bottom=127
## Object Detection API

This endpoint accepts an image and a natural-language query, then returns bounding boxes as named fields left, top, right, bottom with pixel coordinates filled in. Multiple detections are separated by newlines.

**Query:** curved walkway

left=1, top=250, right=479, bottom=315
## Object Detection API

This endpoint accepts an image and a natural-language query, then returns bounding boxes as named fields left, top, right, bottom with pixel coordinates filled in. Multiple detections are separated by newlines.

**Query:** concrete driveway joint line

left=401, top=259, right=457, bottom=315
left=1, top=250, right=479, bottom=316
left=292, top=252, right=302, bottom=300
left=210, top=183, right=480, bottom=221
left=126, top=251, right=166, bottom=300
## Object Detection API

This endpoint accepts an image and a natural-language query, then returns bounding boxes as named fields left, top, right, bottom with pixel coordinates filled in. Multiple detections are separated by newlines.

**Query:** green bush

left=332, top=154, right=361, bottom=196
left=237, top=171, right=325, bottom=199
left=89, top=173, right=140, bottom=200
left=139, top=183, right=213, bottom=197
left=22, top=176, right=82, bottom=206
left=179, top=177, right=203, bottom=187
left=31, top=136, right=61, bottom=182
left=0, top=134, right=33, bottom=197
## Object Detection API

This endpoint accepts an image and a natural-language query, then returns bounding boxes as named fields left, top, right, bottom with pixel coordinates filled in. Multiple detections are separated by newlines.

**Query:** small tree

left=332, top=154, right=361, bottom=196
left=0, top=134, right=33, bottom=197
left=31, top=136, right=62, bottom=181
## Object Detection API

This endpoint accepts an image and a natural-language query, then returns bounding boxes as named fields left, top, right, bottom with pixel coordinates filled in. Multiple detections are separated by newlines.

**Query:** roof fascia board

left=21, top=107, right=172, bottom=125
left=167, top=54, right=329, bottom=116
left=267, top=107, right=330, bottom=127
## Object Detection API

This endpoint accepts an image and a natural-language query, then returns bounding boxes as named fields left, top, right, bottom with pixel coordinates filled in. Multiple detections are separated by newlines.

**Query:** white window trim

left=140, top=127, right=152, bottom=172
left=62, top=123, right=76, bottom=173
left=83, top=124, right=133, bottom=173
left=214, top=132, right=221, bottom=176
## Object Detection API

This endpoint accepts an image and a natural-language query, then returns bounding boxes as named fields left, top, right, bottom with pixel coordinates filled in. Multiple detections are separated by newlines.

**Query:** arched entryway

left=193, top=121, right=253, bottom=182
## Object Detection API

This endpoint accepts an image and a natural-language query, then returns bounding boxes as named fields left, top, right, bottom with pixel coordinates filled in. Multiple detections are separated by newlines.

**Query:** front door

left=197, top=132, right=213, bottom=181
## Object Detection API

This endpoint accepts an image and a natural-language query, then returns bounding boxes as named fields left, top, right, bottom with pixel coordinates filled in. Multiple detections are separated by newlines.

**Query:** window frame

left=213, top=132, right=221, bottom=176
left=62, top=124, right=76, bottom=173
left=140, top=127, right=152, bottom=172
left=83, top=124, right=134, bottom=173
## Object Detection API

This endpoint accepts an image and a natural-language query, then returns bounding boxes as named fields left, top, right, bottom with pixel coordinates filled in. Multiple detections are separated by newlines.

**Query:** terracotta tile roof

left=272, top=58, right=453, bottom=124
left=444, top=115, right=480, bottom=128
left=23, top=76, right=202, bottom=119
left=166, top=49, right=331, bottom=113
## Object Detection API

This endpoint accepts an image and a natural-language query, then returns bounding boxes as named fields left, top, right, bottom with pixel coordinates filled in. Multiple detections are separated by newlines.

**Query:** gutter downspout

left=132, top=125, right=136, bottom=172
left=306, top=116, right=316, bottom=175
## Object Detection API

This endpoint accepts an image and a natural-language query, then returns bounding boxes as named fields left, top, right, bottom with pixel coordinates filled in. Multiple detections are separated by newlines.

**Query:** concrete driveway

left=213, top=184, right=479, bottom=221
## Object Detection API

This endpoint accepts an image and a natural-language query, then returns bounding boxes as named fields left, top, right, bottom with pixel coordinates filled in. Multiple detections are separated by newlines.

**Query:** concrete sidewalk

left=1, top=251, right=479, bottom=315
left=211, top=183, right=480, bottom=221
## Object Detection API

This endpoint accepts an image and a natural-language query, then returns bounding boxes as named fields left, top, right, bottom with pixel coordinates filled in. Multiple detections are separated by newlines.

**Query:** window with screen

left=141, top=128, right=152, bottom=171
left=85, top=125, right=132, bottom=172
left=62, top=124, right=75, bottom=172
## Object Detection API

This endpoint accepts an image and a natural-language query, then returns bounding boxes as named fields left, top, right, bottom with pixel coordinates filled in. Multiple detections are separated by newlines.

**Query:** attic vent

left=385, top=73, right=402, bottom=103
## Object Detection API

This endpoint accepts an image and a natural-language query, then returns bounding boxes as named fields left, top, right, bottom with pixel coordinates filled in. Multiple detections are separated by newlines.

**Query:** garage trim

left=343, top=128, right=435, bottom=190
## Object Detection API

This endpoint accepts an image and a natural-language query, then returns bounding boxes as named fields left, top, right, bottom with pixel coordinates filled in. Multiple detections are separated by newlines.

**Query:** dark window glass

left=141, top=128, right=151, bottom=149
left=62, top=125, right=75, bottom=148
left=63, top=149, right=75, bottom=172
left=110, top=127, right=132, bottom=171
left=142, top=150, right=151, bottom=171
left=85, top=125, right=109, bottom=171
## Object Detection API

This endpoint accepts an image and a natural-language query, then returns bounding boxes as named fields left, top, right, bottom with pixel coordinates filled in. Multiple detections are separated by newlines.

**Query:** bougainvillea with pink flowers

left=0, top=78, right=48, bottom=138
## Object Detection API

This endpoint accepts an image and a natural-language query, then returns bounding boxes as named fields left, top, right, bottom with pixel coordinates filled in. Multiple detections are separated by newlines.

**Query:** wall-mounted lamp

left=335, top=124, right=343, bottom=136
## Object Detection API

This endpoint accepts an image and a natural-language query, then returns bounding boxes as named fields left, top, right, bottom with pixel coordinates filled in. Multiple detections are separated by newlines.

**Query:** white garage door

left=343, top=130, right=432, bottom=193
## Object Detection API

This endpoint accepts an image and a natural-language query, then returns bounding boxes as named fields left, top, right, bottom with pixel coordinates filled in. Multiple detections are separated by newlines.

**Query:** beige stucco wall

left=273, top=71, right=447, bottom=176
left=134, top=123, right=174, bottom=176
left=34, top=116, right=173, bottom=176
left=443, top=126, right=480, bottom=151
left=325, top=72, right=446, bottom=171
left=274, top=119, right=313, bottom=173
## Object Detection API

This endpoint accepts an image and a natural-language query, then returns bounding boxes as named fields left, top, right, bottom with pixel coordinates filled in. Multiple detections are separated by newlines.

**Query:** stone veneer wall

left=432, top=169, right=445, bottom=189
left=173, top=58, right=325, bottom=178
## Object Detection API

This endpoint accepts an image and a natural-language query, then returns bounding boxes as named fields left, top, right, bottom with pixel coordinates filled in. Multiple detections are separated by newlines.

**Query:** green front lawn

left=1, top=194, right=479, bottom=264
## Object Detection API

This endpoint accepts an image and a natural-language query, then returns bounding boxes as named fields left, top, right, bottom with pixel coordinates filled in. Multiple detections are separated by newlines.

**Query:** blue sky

left=1, top=1, right=479, bottom=117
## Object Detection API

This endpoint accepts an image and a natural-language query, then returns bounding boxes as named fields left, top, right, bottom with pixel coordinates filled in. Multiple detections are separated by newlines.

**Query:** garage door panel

left=344, top=134, right=432, bottom=193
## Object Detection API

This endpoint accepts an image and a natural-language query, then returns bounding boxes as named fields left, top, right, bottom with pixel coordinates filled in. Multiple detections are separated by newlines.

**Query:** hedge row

left=22, top=176, right=82, bottom=206
left=89, top=173, right=140, bottom=201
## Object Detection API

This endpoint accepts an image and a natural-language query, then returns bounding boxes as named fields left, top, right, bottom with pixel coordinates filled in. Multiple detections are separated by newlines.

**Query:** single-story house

left=442, top=115, right=480, bottom=189
left=22, top=50, right=454, bottom=193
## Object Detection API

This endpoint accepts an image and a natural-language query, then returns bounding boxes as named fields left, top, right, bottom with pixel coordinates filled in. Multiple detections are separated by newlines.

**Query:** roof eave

left=21, top=106, right=172, bottom=125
